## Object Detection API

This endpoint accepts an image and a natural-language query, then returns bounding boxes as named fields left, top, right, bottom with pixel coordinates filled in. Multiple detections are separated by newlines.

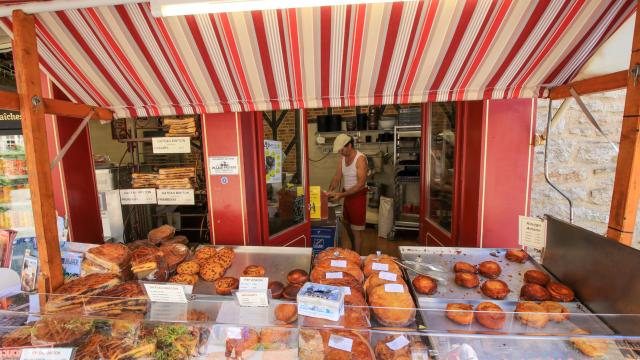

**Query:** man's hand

left=327, top=191, right=344, bottom=201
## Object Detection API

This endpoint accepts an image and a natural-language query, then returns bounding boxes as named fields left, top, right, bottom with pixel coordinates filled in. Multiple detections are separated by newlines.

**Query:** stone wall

left=532, top=89, right=640, bottom=248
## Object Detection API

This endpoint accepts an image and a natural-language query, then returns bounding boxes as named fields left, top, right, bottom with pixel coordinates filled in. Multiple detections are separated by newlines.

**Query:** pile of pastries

left=169, top=245, right=235, bottom=287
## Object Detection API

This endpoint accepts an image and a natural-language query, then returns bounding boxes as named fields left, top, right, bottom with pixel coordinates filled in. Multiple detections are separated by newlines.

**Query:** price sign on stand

left=120, top=189, right=157, bottom=205
left=519, top=216, right=547, bottom=248
left=20, top=348, right=74, bottom=360
left=152, top=137, right=191, bottom=154
left=235, top=277, right=269, bottom=307
left=144, top=283, right=188, bottom=303
left=157, top=189, right=195, bottom=205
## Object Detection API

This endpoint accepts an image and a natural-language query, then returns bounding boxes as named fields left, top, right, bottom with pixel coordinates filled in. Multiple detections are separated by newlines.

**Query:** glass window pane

left=262, top=110, right=306, bottom=237
left=427, top=102, right=456, bottom=232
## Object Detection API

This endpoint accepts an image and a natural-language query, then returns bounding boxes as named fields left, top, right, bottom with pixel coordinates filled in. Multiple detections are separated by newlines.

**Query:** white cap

left=332, top=134, right=352, bottom=153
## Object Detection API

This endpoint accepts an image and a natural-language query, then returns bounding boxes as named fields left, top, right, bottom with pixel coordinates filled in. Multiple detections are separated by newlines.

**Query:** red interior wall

left=42, top=74, right=67, bottom=221
left=480, top=98, right=536, bottom=248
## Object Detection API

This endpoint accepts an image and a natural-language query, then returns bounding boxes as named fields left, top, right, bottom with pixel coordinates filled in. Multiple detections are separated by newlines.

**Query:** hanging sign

left=264, top=140, right=282, bottom=184
left=208, top=156, right=239, bottom=175
left=157, top=189, right=195, bottom=205
left=152, top=137, right=191, bottom=154
left=518, top=216, right=547, bottom=248
left=120, top=189, right=157, bottom=205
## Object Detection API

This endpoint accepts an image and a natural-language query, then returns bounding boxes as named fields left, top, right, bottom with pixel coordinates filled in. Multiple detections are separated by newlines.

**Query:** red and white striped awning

left=0, top=0, right=635, bottom=118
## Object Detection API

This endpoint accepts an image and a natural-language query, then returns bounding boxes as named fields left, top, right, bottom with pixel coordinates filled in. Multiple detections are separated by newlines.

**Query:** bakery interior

left=0, top=1, right=640, bottom=359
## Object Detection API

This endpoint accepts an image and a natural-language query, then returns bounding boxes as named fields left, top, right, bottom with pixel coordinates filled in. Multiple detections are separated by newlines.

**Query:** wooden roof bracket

left=50, top=109, right=96, bottom=170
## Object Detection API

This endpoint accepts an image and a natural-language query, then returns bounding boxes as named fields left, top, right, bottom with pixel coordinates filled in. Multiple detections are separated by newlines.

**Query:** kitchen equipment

left=379, top=116, right=396, bottom=130
left=356, top=113, right=368, bottom=130
left=316, top=115, right=329, bottom=132
left=345, top=116, right=357, bottom=131
left=329, top=114, right=342, bottom=132
left=367, top=112, right=378, bottom=130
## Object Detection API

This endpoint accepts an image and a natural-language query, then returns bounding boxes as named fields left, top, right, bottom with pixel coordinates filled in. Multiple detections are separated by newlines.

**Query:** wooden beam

left=0, top=90, right=113, bottom=120
left=548, top=71, right=628, bottom=99
left=12, top=10, right=64, bottom=292
left=607, top=6, right=640, bottom=245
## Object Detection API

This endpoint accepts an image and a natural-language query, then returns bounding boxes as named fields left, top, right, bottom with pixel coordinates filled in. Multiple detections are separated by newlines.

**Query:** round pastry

left=176, top=260, right=200, bottom=275
left=200, top=261, right=225, bottom=282
left=215, top=276, right=239, bottom=295
left=412, top=275, right=438, bottom=295
left=368, top=283, right=416, bottom=327
left=375, top=335, right=412, bottom=360
left=213, top=247, right=235, bottom=269
left=523, top=270, right=550, bottom=286
left=515, top=301, right=549, bottom=328
left=148, top=224, right=175, bottom=244
left=477, top=261, right=502, bottom=279
left=194, top=246, right=216, bottom=261
left=445, top=303, right=474, bottom=325
left=540, top=301, right=570, bottom=323
left=455, top=272, right=480, bottom=288
left=259, top=327, right=293, bottom=347
left=520, top=283, right=550, bottom=301
left=320, top=329, right=375, bottom=360
left=481, top=280, right=510, bottom=299
left=283, top=284, right=302, bottom=300
left=168, top=273, right=198, bottom=285
left=505, top=249, right=528, bottom=263
left=546, top=282, right=575, bottom=302
left=268, top=281, right=285, bottom=299
left=315, top=247, right=362, bottom=267
left=364, top=271, right=404, bottom=296
left=242, top=265, right=266, bottom=277
left=287, top=269, right=309, bottom=285
left=362, top=254, right=402, bottom=277
left=453, top=262, right=477, bottom=274
left=274, top=303, right=298, bottom=324
left=475, top=302, right=506, bottom=330
left=313, top=258, right=364, bottom=283
left=314, top=269, right=363, bottom=293
left=570, top=329, right=608, bottom=357
left=225, top=328, right=259, bottom=358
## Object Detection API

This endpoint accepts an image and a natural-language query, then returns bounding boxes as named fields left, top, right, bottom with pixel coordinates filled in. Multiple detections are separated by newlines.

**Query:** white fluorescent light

left=151, top=0, right=406, bottom=17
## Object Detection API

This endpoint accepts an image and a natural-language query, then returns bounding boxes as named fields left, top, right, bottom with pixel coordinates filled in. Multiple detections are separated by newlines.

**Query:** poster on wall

left=264, top=140, right=282, bottom=184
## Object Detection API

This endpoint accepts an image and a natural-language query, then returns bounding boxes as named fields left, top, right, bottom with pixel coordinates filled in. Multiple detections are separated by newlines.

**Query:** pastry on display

left=159, top=243, right=189, bottom=272
left=453, top=261, right=477, bottom=274
left=283, top=283, right=302, bottom=300
left=157, top=167, right=196, bottom=189
left=364, top=271, right=404, bottom=296
left=146, top=324, right=201, bottom=358
left=412, top=275, right=438, bottom=295
left=225, top=327, right=259, bottom=358
left=212, top=247, right=235, bottom=269
left=84, top=281, right=148, bottom=316
left=176, top=260, right=200, bottom=275
left=481, top=280, right=510, bottom=299
left=368, top=283, right=416, bottom=327
left=147, top=224, right=176, bottom=245
left=515, top=301, right=549, bottom=328
left=547, top=282, right=575, bottom=302
left=259, top=327, right=294, bottom=348
left=131, top=172, right=158, bottom=188
left=131, top=246, right=167, bottom=281
left=215, top=276, right=239, bottom=295
left=169, top=273, right=198, bottom=285
left=477, top=261, right=502, bottom=279
left=520, top=283, right=551, bottom=301
left=97, top=338, right=157, bottom=359
left=81, top=258, right=119, bottom=277
left=242, top=265, right=266, bottom=277
left=321, top=329, right=375, bottom=360
left=362, top=254, right=402, bottom=277
left=505, top=249, right=528, bottom=263
left=268, top=281, right=285, bottom=299
left=0, top=326, right=32, bottom=347
left=274, top=303, right=298, bottom=324
left=445, top=303, right=474, bottom=325
left=315, top=247, right=362, bottom=267
left=524, top=269, right=551, bottom=286
left=127, top=239, right=153, bottom=251
left=85, top=243, right=131, bottom=273
left=298, top=329, right=325, bottom=360
left=200, top=261, right=226, bottom=282
left=375, top=334, right=412, bottom=360
left=314, top=257, right=364, bottom=283
left=160, top=235, right=189, bottom=246
left=311, top=268, right=362, bottom=291
left=74, top=333, right=108, bottom=360
left=540, top=301, right=570, bottom=323
left=194, top=246, right=217, bottom=262
left=475, top=302, right=506, bottom=330
left=570, top=329, right=609, bottom=357
left=45, top=273, right=121, bottom=313
left=287, top=269, right=309, bottom=285
left=31, top=318, right=94, bottom=346
left=455, top=272, right=480, bottom=288
left=165, top=117, right=197, bottom=137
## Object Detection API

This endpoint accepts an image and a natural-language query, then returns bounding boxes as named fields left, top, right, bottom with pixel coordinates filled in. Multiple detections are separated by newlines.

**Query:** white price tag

left=152, top=137, right=191, bottom=153
left=20, top=348, right=73, bottom=360
left=226, top=327, right=243, bottom=339
left=120, top=189, right=157, bottom=205
left=518, top=216, right=547, bottom=248
left=235, top=291, right=269, bottom=307
left=328, top=335, right=353, bottom=352
left=209, top=156, right=239, bottom=175
left=157, top=189, right=195, bottom=205
left=379, top=271, right=397, bottom=281
left=384, top=284, right=404, bottom=293
left=372, top=262, right=389, bottom=271
left=342, top=286, right=351, bottom=295
left=144, top=283, right=187, bottom=303
left=239, top=277, right=269, bottom=290
left=331, top=260, right=347, bottom=268
left=325, top=272, right=343, bottom=279
left=386, top=335, right=410, bottom=351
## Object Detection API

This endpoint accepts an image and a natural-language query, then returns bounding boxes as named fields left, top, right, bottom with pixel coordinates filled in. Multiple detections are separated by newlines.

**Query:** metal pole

left=569, top=87, right=619, bottom=153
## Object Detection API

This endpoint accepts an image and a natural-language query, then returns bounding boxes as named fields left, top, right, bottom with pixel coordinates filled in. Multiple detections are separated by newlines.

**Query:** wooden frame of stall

left=0, top=7, right=638, bottom=293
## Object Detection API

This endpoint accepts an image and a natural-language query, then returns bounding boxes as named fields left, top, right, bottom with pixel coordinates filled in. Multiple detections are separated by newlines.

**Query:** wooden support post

left=12, top=10, right=64, bottom=292
left=607, top=6, right=640, bottom=245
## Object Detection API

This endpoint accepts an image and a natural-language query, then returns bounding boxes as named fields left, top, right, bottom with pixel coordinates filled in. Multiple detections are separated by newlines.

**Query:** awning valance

left=0, top=0, right=634, bottom=118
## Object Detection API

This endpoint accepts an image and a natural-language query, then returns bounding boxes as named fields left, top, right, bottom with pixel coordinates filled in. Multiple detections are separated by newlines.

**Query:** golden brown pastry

left=268, top=281, right=284, bottom=299
left=453, top=262, right=477, bottom=274
left=445, top=303, right=474, bottom=325
left=215, top=276, right=239, bottom=295
left=481, top=280, right=510, bottom=299
left=148, top=224, right=175, bottom=245
left=540, top=301, right=570, bottom=322
left=475, top=302, right=506, bottom=330
left=520, top=283, right=550, bottom=301
left=505, top=249, right=528, bottom=263
left=570, top=329, right=608, bottom=357
left=315, top=247, right=362, bottom=267
left=524, top=269, right=550, bottom=286
left=455, top=272, right=480, bottom=288
left=368, top=283, right=416, bottom=327
left=375, top=334, right=412, bottom=360
left=194, top=246, right=216, bottom=261
left=242, top=265, right=266, bottom=277
left=287, top=269, right=309, bottom=285
left=313, top=258, right=364, bottom=283
left=364, top=271, right=404, bottom=296
left=546, top=282, right=575, bottom=302
left=259, top=327, right=293, bottom=347
left=320, top=329, right=375, bottom=360
left=362, top=254, right=402, bottom=277
left=477, top=261, right=501, bottom=279
left=225, top=328, right=259, bottom=358
left=283, top=284, right=302, bottom=300
left=168, top=273, right=198, bottom=285
left=212, top=247, right=235, bottom=269
left=515, top=301, right=549, bottom=328
left=412, top=275, right=438, bottom=295
left=176, top=260, right=200, bottom=275
left=200, top=261, right=225, bottom=282
left=274, top=303, right=298, bottom=324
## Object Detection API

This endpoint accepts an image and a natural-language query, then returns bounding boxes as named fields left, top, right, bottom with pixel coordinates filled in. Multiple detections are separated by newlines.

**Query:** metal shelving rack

left=391, top=125, right=421, bottom=238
